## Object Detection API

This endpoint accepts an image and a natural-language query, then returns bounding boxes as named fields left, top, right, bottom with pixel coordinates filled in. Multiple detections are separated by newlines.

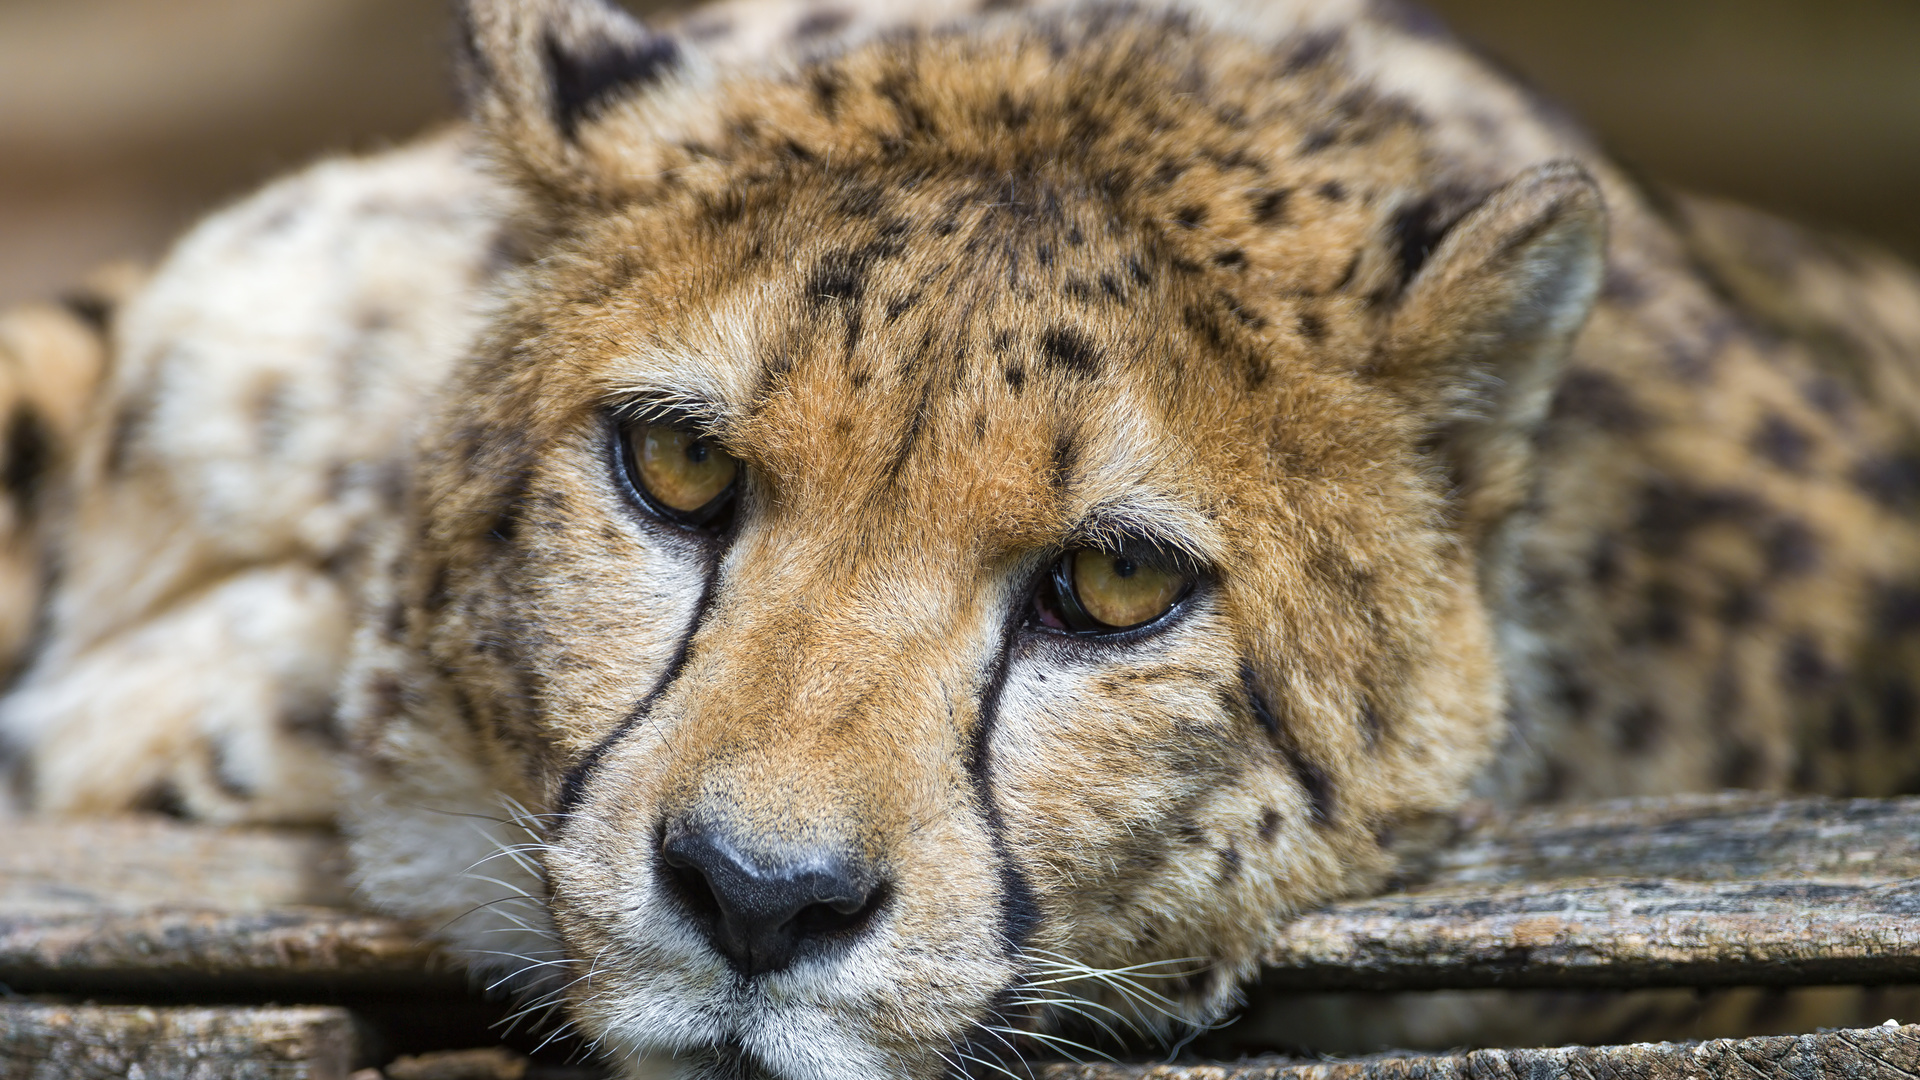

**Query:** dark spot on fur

left=1003, top=363, right=1026, bottom=393
left=1281, top=29, right=1343, bottom=74
left=1877, top=585, right=1920, bottom=635
left=1615, top=703, right=1662, bottom=753
left=1782, top=633, right=1835, bottom=693
left=1805, top=375, right=1851, bottom=418
left=793, top=8, right=851, bottom=37
left=1127, top=255, right=1152, bottom=287
left=1665, top=315, right=1736, bottom=382
left=1220, top=292, right=1265, bottom=329
left=1216, top=845, right=1243, bottom=884
left=1049, top=431, right=1078, bottom=490
left=1358, top=697, right=1384, bottom=743
left=1251, top=188, right=1292, bottom=225
left=1601, top=265, right=1648, bottom=305
left=1039, top=327, right=1100, bottom=377
left=1258, top=808, right=1283, bottom=842
left=367, top=674, right=406, bottom=720
left=1184, top=303, right=1267, bottom=387
left=1548, top=659, right=1594, bottom=723
left=883, top=384, right=934, bottom=481
left=1388, top=195, right=1453, bottom=286
left=1853, top=449, right=1920, bottom=512
left=807, top=249, right=869, bottom=305
left=1828, top=701, right=1860, bottom=753
left=836, top=183, right=887, bottom=218
left=809, top=68, right=845, bottom=117
left=1212, top=249, right=1247, bottom=269
left=884, top=293, right=919, bottom=322
left=1329, top=252, right=1361, bottom=293
left=1716, top=741, right=1763, bottom=788
left=423, top=563, right=451, bottom=615
left=1318, top=180, right=1347, bottom=203
left=3, top=403, right=52, bottom=518
left=1642, top=581, right=1686, bottom=644
left=1098, top=271, right=1125, bottom=302
left=58, top=290, right=113, bottom=333
left=1301, top=128, right=1339, bottom=154
left=1296, top=312, right=1327, bottom=342
left=1752, top=413, right=1814, bottom=472
left=1881, top=679, right=1917, bottom=743
left=1283, top=745, right=1335, bottom=825
left=1720, top=584, right=1765, bottom=625
left=105, top=393, right=152, bottom=477
left=1633, top=482, right=1768, bottom=557
left=1763, top=518, right=1819, bottom=577
left=133, top=781, right=192, bottom=820
left=543, top=29, right=680, bottom=140
left=1550, top=369, right=1649, bottom=432
left=1172, top=204, right=1208, bottom=229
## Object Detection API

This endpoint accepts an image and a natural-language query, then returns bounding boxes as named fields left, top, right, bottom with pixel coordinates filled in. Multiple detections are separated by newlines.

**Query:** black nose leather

left=660, top=821, right=885, bottom=975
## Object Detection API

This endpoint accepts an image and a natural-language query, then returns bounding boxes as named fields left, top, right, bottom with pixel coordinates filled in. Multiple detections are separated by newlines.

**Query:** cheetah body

left=3, top=0, right=1920, bottom=1076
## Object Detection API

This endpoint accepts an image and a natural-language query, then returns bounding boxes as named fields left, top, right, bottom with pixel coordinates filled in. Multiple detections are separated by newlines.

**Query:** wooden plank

left=1, top=819, right=354, bottom=914
left=0, top=1003, right=359, bottom=1080
left=1041, top=1022, right=1920, bottom=1080
left=0, top=908, right=452, bottom=993
left=1258, top=794, right=1920, bottom=990
left=3, top=797, right=1917, bottom=994
left=1259, top=876, right=1920, bottom=990
left=0, top=818, right=450, bottom=993
left=1412, top=793, right=1920, bottom=886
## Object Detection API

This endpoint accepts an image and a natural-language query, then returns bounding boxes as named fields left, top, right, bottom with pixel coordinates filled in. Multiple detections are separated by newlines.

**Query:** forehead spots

left=1038, top=327, right=1100, bottom=378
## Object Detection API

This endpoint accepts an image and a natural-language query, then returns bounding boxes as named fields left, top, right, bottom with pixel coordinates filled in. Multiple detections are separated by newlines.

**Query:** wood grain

left=1042, top=1022, right=1920, bottom=1080
left=0, top=1004, right=358, bottom=1080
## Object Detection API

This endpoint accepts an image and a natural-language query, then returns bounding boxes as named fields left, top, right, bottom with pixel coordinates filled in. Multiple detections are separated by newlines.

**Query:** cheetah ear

left=457, top=0, right=682, bottom=202
left=1380, top=161, right=1607, bottom=533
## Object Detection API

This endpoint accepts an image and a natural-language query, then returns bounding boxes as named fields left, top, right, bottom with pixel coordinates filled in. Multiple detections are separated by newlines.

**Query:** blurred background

left=2, top=0, right=1917, bottom=306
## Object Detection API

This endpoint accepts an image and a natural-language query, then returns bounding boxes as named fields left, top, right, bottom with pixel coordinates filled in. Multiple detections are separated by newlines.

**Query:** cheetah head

left=343, top=1, right=1606, bottom=1076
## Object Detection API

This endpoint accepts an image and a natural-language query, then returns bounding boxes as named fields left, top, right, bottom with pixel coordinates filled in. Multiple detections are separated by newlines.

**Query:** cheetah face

left=352, top=2, right=1604, bottom=1077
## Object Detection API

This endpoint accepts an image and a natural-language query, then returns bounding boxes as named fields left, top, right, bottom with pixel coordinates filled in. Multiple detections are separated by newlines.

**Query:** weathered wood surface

left=4, top=795, right=1917, bottom=993
left=0, top=819, right=449, bottom=993
left=1258, top=794, right=1920, bottom=990
left=0, top=1003, right=358, bottom=1080
left=1043, top=1023, right=1920, bottom=1080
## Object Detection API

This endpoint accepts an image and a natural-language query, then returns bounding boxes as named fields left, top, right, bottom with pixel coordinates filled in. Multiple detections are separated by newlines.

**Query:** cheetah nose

left=659, top=819, right=886, bottom=975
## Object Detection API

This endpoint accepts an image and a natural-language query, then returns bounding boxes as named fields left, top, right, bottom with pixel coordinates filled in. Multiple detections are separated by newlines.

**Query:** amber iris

left=635, top=425, right=737, bottom=514
left=1070, top=549, right=1185, bottom=629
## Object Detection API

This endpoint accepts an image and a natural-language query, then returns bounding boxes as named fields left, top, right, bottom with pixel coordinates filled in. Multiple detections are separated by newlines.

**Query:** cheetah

left=3, top=0, right=1919, bottom=1076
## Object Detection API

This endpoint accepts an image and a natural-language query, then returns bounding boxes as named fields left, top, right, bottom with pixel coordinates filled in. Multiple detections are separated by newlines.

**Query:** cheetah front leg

left=2, top=562, right=351, bottom=823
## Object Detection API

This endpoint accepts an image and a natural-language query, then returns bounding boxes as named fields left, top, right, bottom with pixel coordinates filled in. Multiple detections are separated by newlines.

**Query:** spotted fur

left=3, top=0, right=1919, bottom=1074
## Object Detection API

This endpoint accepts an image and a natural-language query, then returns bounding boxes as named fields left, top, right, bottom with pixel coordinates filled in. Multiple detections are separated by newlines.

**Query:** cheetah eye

left=1033, top=548, right=1192, bottom=634
left=619, top=421, right=739, bottom=528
